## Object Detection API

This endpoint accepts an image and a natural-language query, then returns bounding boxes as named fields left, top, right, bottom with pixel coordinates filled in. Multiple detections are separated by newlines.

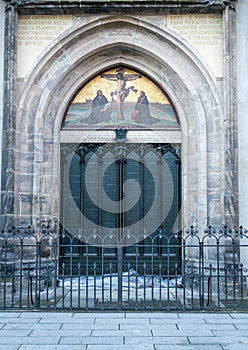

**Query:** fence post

left=199, top=241, right=204, bottom=310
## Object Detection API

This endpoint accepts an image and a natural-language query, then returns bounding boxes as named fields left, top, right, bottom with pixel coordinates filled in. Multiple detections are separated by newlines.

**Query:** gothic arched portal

left=14, top=15, right=223, bottom=235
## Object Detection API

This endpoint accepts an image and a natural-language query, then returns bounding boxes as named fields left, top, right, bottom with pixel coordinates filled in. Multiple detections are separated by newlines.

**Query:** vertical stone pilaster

left=221, top=3, right=240, bottom=291
left=0, top=1, right=5, bottom=221
left=1, top=3, right=18, bottom=229
left=237, top=0, right=248, bottom=269
left=223, top=3, right=238, bottom=228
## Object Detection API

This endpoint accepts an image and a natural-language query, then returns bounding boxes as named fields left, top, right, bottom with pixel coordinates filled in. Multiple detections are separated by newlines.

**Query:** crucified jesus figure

left=101, top=68, right=142, bottom=120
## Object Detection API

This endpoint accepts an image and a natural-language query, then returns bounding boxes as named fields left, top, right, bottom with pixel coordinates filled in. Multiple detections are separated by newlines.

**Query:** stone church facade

left=0, top=0, right=248, bottom=305
left=0, top=0, right=240, bottom=230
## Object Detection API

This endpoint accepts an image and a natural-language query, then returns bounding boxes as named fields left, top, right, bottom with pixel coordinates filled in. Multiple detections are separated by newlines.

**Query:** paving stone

left=19, top=346, right=86, bottom=350
left=73, top=313, right=125, bottom=319
left=203, top=315, right=234, bottom=322
left=125, top=336, right=189, bottom=345
left=0, top=318, right=41, bottom=324
left=176, top=323, right=236, bottom=330
left=92, top=329, right=152, bottom=336
left=150, top=318, right=206, bottom=324
left=20, top=313, right=74, bottom=318
left=95, top=318, right=149, bottom=324
left=233, top=324, right=248, bottom=329
left=125, top=313, right=179, bottom=319
left=59, top=336, right=124, bottom=345
left=30, top=329, right=91, bottom=336
left=222, top=345, right=248, bottom=350
left=155, top=345, right=223, bottom=350
left=178, top=313, right=232, bottom=320
left=231, top=314, right=248, bottom=322
left=61, top=323, right=118, bottom=330
left=3, top=323, right=62, bottom=330
left=0, top=346, right=19, bottom=350
left=213, top=330, right=248, bottom=337
left=0, top=337, right=60, bottom=345
left=87, top=346, right=154, bottom=350
left=39, top=318, right=94, bottom=324
left=121, top=324, right=177, bottom=330
left=152, top=329, right=214, bottom=336
left=188, top=336, right=248, bottom=344
left=0, top=313, right=21, bottom=318
left=0, top=329, right=31, bottom=336
left=177, top=313, right=207, bottom=319
left=205, top=319, right=245, bottom=324
left=229, top=314, right=248, bottom=319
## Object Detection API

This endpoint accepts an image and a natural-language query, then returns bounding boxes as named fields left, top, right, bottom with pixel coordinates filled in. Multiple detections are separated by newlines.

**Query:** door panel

left=60, top=143, right=181, bottom=275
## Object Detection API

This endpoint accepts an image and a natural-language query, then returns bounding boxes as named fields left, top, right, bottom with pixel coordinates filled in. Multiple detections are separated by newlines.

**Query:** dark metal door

left=60, top=143, right=181, bottom=309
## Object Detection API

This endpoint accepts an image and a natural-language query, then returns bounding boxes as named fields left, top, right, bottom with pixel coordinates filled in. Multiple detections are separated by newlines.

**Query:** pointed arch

left=16, top=15, right=223, bottom=229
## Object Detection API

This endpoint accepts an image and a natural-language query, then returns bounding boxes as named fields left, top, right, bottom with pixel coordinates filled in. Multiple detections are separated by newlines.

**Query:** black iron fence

left=1, top=226, right=248, bottom=311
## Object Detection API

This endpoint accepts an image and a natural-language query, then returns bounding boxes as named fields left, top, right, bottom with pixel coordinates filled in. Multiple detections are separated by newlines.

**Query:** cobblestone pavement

left=0, top=312, right=248, bottom=350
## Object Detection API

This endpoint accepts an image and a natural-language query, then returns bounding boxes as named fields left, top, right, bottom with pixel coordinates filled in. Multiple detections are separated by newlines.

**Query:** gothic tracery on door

left=60, top=143, right=181, bottom=280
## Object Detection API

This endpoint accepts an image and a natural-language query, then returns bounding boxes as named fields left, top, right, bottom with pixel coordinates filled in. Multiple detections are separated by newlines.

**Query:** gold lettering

left=167, top=14, right=222, bottom=46
left=18, top=15, right=73, bottom=48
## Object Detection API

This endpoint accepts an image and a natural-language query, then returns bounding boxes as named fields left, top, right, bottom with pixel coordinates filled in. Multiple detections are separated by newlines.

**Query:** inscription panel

left=60, top=130, right=182, bottom=143
left=17, top=15, right=73, bottom=78
left=167, top=14, right=223, bottom=77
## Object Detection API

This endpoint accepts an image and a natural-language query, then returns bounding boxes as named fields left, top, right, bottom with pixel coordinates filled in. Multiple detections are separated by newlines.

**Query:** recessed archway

left=15, top=15, right=223, bottom=230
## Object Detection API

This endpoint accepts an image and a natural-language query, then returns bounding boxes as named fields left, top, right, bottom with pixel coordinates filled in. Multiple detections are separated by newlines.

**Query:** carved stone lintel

left=4, top=0, right=236, bottom=11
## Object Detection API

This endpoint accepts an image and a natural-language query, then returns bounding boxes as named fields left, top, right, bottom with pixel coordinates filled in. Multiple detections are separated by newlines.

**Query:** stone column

left=223, top=3, right=238, bottom=228
left=1, top=2, right=17, bottom=229
left=220, top=3, right=240, bottom=296
left=237, top=0, right=248, bottom=268
left=0, top=1, right=5, bottom=220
